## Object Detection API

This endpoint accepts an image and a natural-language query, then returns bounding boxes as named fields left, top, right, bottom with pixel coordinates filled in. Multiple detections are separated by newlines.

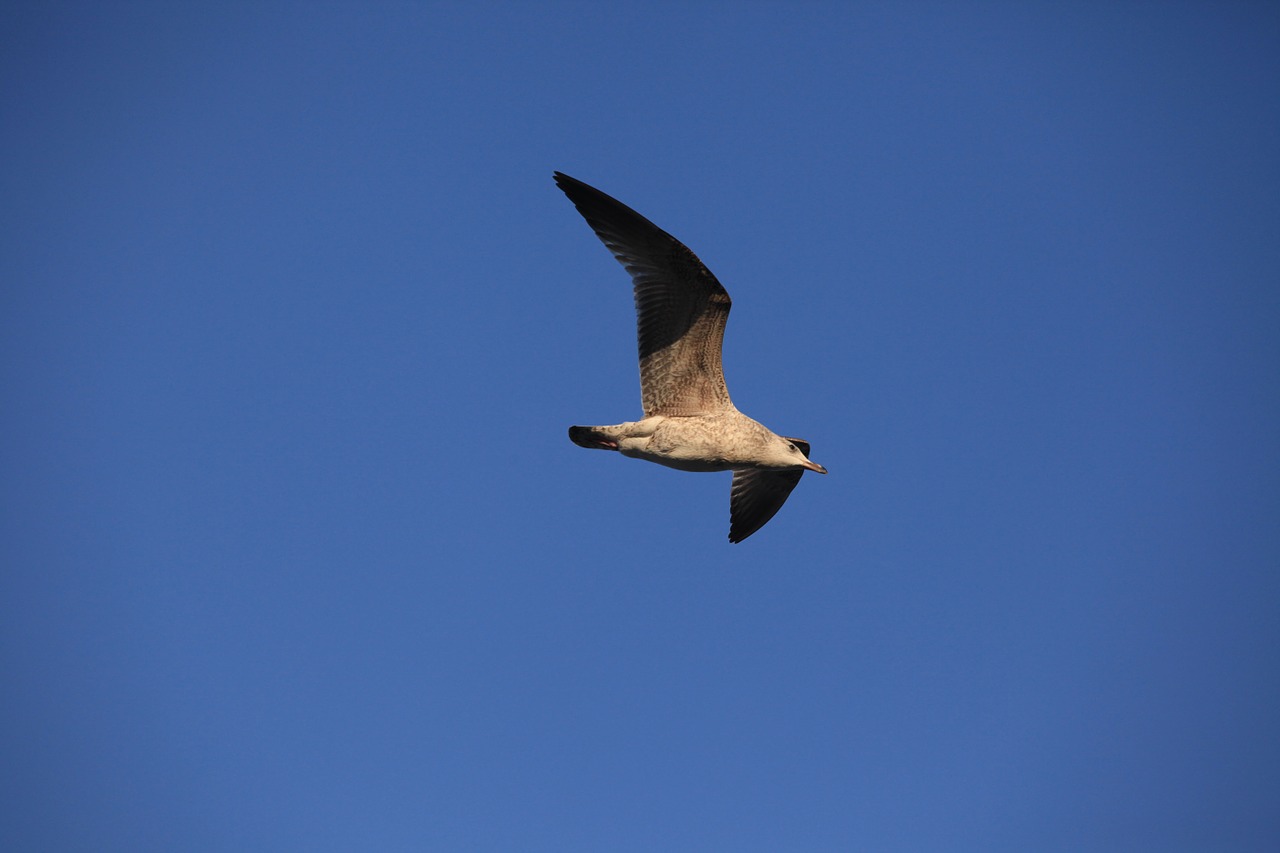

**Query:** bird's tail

left=568, top=426, right=620, bottom=451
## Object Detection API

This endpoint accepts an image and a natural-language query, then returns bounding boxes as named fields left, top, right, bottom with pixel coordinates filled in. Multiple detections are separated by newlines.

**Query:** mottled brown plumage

left=556, top=172, right=826, bottom=543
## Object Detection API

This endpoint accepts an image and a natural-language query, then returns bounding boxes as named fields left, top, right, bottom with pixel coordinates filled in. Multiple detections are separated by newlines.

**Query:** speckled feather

left=554, top=172, right=732, bottom=417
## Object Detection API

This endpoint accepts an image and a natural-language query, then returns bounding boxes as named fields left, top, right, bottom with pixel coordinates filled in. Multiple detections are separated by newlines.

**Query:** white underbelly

left=620, top=446, right=733, bottom=473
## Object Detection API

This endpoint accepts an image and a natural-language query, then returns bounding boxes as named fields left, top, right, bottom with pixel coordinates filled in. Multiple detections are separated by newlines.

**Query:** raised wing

left=728, top=439, right=813, bottom=543
left=555, top=172, right=733, bottom=417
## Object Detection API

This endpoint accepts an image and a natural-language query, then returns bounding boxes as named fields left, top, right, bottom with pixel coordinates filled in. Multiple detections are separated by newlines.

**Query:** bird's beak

left=803, top=459, right=828, bottom=475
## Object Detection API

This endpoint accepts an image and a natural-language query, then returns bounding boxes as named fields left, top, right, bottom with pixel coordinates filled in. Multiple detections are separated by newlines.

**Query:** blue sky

left=2, top=2, right=1278, bottom=850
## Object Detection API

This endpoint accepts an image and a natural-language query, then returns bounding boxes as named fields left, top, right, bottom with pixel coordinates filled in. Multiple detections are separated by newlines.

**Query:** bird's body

left=571, top=413, right=793, bottom=473
left=556, top=172, right=825, bottom=543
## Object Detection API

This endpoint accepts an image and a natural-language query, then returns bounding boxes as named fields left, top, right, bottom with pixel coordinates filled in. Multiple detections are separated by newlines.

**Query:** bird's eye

left=788, top=443, right=797, bottom=452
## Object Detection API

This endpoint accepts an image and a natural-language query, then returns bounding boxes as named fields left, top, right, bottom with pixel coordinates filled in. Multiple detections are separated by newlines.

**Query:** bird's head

left=765, top=435, right=827, bottom=474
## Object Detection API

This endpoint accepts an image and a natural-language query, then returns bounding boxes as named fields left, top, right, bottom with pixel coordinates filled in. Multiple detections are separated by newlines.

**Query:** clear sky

left=2, top=2, right=1278, bottom=851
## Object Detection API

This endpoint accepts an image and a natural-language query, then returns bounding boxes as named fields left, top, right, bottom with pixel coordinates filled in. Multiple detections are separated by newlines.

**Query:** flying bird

left=556, top=172, right=826, bottom=543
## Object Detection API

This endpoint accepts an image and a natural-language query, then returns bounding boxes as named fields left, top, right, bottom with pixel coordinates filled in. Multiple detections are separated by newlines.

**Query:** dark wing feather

left=729, top=469, right=806, bottom=543
left=555, top=172, right=733, bottom=417
left=727, top=438, right=813, bottom=543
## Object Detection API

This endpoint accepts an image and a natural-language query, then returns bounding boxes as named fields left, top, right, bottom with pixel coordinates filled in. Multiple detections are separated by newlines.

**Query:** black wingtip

left=553, top=171, right=611, bottom=210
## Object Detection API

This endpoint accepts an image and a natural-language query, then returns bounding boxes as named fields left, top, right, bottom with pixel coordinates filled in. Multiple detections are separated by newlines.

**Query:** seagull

left=555, top=172, right=827, bottom=543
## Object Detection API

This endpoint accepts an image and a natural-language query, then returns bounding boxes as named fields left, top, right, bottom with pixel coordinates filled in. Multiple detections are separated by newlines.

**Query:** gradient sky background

left=3, top=2, right=1278, bottom=851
